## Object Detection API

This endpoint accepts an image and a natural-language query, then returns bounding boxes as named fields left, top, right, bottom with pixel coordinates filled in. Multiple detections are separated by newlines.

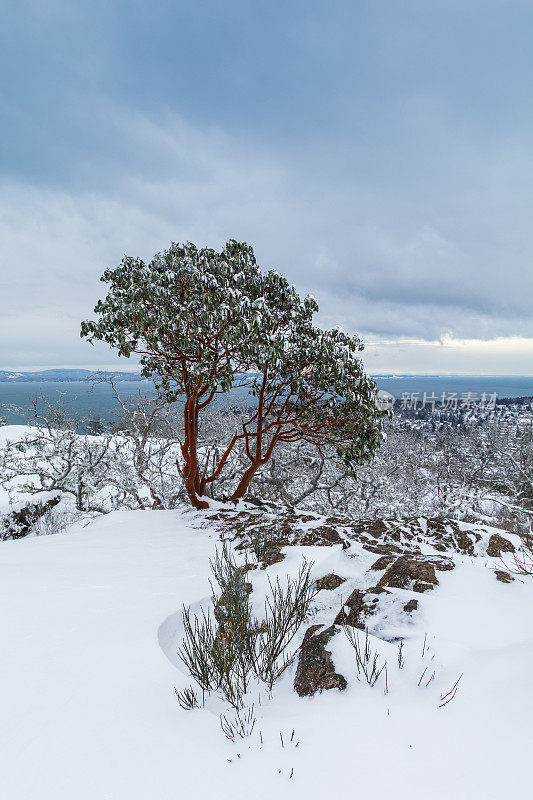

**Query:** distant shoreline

left=1, top=369, right=532, bottom=384
left=0, top=370, right=145, bottom=383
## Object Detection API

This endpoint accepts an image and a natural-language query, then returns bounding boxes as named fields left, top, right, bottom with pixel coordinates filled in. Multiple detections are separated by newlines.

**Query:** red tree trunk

left=180, top=393, right=210, bottom=509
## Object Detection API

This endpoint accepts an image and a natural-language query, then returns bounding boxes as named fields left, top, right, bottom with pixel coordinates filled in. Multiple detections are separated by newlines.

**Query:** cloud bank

left=1, top=2, right=532, bottom=373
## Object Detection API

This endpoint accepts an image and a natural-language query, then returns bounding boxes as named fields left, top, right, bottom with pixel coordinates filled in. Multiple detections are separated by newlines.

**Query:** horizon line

left=1, top=366, right=533, bottom=378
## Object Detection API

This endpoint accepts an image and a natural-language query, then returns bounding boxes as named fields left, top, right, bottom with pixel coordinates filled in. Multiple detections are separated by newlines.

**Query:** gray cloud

left=0, top=107, right=532, bottom=369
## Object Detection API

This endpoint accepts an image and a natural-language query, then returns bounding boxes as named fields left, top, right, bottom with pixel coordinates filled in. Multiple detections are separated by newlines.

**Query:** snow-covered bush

left=0, top=408, right=115, bottom=514
left=1, top=389, right=531, bottom=536
left=0, top=389, right=184, bottom=520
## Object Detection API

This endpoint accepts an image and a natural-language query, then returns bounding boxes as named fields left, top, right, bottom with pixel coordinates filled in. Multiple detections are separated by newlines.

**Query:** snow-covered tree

left=81, top=240, right=384, bottom=508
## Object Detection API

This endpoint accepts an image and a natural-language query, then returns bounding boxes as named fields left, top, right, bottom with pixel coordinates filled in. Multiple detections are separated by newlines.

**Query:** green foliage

left=257, top=567, right=318, bottom=688
left=81, top=240, right=311, bottom=399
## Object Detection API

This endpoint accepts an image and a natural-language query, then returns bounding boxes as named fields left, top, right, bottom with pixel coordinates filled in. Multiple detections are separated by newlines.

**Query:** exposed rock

left=432, top=556, right=455, bottom=571
left=245, top=497, right=271, bottom=508
left=495, top=570, right=514, bottom=583
left=325, top=515, right=349, bottom=526
left=299, top=525, right=346, bottom=547
left=334, top=589, right=365, bottom=627
left=377, top=554, right=454, bottom=593
left=454, top=531, right=475, bottom=555
left=210, top=509, right=492, bottom=564
left=261, top=545, right=285, bottom=568
left=487, top=534, right=515, bottom=558
left=294, top=625, right=347, bottom=696
left=348, top=519, right=388, bottom=538
left=425, top=517, right=481, bottom=554
left=362, top=543, right=404, bottom=556
left=403, top=599, right=419, bottom=613
left=1, top=496, right=61, bottom=541
left=369, top=554, right=397, bottom=571
left=315, top=573, right=346, bottom=591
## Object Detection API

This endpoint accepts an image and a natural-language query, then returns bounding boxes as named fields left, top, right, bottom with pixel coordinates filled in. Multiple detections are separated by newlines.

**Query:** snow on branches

left=82, top=240, right=384, bottom=508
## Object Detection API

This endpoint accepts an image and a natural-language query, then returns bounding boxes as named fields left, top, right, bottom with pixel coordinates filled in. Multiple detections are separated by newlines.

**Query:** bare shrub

left=0, top=387, right=184, bottom=514
left=220, top=705, right=256, bottom=741
left=257, top=568, right=318, bottom=689
left=174, top=686, right=200, bottom=711
left=343, top=626, right=387, bottom=688
left=178, top=544, right=317, bottom=708
left=506, top=534, right=533, bottom=576
left=246, top=526, right=281, bottom=562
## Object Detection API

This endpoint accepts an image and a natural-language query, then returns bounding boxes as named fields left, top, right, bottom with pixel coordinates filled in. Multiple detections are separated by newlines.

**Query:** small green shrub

left=178, top=543, right=317, bottom=708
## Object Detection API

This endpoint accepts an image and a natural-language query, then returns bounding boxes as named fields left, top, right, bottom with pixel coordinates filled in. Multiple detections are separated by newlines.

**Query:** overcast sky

left=1, top=1, right=532, bottom=374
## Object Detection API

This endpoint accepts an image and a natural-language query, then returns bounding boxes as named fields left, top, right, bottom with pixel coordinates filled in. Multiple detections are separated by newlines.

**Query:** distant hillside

left=0, top=369, right=144, bottom=383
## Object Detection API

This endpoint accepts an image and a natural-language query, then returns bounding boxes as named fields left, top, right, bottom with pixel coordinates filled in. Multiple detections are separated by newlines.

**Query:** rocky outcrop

left=494, top=570, right=514, bottom=583
left=424, top=517, right=481, bottom=555
left=316, top=573, right=346, bottom=591
left=487, top=534, right=515, bottom=558
left=294, top=625, right=347, bottom=696
left=377, top=554, right=454, bottom=593
left=369, top=554, right=397, bottom=571
left=208, top=508, right=491, bottom=562
left=1, top=496, right=61, bottom=541
left=403, top=598, right=419, bottom=613
left=298, top=525, right=347, bottom=547
left=260, top=545, right=286, bottom=568
left=334, top=589, right=365, bottom=627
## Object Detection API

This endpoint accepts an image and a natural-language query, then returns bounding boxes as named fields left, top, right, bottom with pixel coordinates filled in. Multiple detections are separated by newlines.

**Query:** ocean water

left=0, top=375, right=532, bottom=425
left=373, top=375, right=533, bottom=402
left=0, top=380, right=246, bottom=425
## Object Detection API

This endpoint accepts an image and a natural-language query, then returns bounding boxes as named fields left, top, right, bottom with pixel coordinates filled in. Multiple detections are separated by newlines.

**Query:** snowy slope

left=0, top=509, right=531, bottom=799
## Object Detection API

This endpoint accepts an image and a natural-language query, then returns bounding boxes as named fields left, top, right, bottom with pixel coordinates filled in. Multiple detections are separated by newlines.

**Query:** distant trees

left=82, top=241, right=384, bottom=508
left=0, top=392, right=531, bottom=534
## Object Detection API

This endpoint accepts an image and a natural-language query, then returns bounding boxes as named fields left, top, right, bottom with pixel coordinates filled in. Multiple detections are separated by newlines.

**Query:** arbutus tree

left=81, top=240, right=384, bottom=509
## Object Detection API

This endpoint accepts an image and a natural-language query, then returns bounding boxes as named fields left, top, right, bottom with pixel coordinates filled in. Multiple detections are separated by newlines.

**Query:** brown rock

left=454, top=531, right=475, bottom=555
left=261, top=546, right=285, bottom=568
left=487, top=534, right=515, bottom=558
left=294, top=625, right=347, bottom=696
left=363, top=543, right=403, bottom=555
left=325, top=516, right=348, bottom=526
left=334, top=589, right=365, bottom=627
left=2, top=495, right=61, bottom=541
left=315, top=573, right=346, bottom=591
left=495, top=570, right=514, bottom=583
left=299, top=525, right=345, bottom=547
left=358, top=519, right=388, bottom=537
left=433, top=556, right=455, bottom=571
left=424, top=518, right=480, bottom=555
left=377, top=554, right=454, bottom=593
left=403, top=599, right=419, bottom=613
left=369, top=554, right=397, bottom=571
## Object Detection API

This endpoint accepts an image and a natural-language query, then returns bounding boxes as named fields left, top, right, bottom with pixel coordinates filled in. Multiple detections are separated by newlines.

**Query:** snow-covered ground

left=1, top=507, right=531, bottom=799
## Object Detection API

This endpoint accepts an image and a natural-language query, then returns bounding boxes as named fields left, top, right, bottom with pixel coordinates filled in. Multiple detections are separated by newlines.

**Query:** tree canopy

left=81, top=240, right=384, bottom=508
